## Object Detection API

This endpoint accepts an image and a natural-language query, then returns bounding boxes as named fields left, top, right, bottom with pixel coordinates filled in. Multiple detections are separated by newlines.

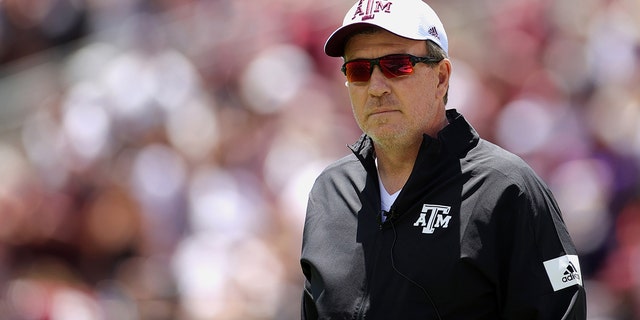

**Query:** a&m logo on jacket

left=413, top=204, right=451, bottom=234
left=351, top=0, right=392, bottom=21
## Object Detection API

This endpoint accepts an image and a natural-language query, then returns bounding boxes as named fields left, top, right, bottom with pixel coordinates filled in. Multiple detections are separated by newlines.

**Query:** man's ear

left=436, top=59, right=452, bottom=98
left=434, top=58, right=451, bottom=104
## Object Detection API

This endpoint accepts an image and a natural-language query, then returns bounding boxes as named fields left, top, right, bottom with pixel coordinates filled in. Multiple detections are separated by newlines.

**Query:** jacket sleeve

left=499, top=180, right=587, bottom=320
left=301, top=280, right=318, bottom=320
left=301, top=255, right=319, bottom=320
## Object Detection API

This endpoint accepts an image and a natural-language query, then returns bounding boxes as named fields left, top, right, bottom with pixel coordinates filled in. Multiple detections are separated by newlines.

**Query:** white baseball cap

left=324, top=0, right=448, bottom=57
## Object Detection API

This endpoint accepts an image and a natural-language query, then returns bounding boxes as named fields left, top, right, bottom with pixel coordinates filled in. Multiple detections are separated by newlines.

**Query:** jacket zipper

left=354, top=288, right=369, bottom=320
left=354, top=218, right=387, bottom=320
left=380, top=207, right=397, bottom=230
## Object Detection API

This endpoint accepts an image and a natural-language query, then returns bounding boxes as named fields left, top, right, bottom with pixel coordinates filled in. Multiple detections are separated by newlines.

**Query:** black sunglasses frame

left=341, top=54, right=443, bottom=82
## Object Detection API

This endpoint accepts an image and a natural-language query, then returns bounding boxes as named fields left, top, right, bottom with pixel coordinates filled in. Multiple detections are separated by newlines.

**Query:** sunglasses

left=341, top=54, right=443, bottom=83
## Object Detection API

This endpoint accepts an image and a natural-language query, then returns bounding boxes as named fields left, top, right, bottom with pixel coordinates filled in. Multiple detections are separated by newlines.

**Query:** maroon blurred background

left=0, top=0, right=639, bottom=319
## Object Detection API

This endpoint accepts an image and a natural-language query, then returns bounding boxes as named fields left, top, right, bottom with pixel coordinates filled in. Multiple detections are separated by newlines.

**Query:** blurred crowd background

left=0, top=0, right=638, bottom=319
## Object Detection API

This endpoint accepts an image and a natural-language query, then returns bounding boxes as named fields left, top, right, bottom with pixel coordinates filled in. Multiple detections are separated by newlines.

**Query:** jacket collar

left=438, top=109, right=480, bottom=157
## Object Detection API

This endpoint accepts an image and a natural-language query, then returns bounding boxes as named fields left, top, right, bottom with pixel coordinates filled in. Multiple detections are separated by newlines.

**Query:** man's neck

left=374, top=140, right=421, bottom=195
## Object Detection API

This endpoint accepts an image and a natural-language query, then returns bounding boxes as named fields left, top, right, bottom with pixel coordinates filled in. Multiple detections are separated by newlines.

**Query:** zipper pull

left=385, top=208, right=396, bottom=221
left=380, top=209, right=396, bottom=229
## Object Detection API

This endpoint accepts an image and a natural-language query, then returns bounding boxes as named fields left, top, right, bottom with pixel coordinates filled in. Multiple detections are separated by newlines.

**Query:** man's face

left=343, top=29, right=449, bottom=149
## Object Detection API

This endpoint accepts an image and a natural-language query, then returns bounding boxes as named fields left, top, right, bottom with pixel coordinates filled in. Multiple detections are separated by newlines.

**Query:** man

left=300, top=0, right=587, bottom=319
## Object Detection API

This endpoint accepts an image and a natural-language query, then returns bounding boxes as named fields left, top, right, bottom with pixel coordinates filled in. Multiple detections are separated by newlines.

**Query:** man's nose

left=367, top=66, right=391, bottom=97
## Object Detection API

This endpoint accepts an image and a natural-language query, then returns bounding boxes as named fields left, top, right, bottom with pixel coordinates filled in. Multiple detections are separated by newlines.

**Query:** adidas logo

left=562, top=262, right=581, bottom=283
left=543, top=255, right=583, bottom=292
left=427, top=26, right=440, bottom=40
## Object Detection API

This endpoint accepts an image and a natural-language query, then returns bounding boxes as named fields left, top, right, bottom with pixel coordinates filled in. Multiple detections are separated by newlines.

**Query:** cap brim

left=324, top=22, right=380, bottom=57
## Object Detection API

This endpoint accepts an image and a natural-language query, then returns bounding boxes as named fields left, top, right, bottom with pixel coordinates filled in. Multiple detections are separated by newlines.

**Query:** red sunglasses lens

left=344, top=55, right=414, bottom=82
left=345, top=60, right=372, bottom=82
left=381, top=56, right=414, bottom=77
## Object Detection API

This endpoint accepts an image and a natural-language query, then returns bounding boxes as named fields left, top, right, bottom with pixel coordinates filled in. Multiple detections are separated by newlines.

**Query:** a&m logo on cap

left=351, top=0, right=393, bottom=21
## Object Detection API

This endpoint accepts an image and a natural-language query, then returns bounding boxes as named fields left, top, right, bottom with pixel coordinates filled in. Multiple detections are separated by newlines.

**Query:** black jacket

left=300, top=110, right=586, bottom=319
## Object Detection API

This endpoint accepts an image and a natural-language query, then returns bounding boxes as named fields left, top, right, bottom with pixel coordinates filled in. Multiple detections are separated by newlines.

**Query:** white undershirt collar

left=375, top=158, right=401, bottom=221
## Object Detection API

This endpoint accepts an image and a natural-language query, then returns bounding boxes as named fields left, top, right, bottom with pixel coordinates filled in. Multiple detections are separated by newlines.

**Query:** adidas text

left=562, top=273, right=580, bottom=282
